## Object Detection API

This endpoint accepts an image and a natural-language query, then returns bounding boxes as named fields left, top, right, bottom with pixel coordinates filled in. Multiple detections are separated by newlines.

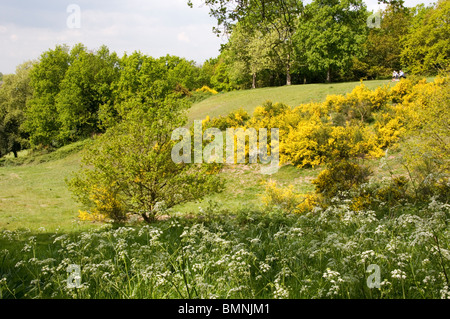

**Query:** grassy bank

left=187, top=79, right=397, bottom=121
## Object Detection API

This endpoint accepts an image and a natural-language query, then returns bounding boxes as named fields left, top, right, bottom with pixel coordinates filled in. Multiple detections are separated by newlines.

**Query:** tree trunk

left=326, top=67, right=331, bottom=83
left=286, top=64, right=292, bottom=86
left=252, top=73, right=256, bottom=89
left=303, top=77, right=307, bottom=85
left=13, top=150, right=18, bottom=158
left=142, top=212, right=155, bottom=224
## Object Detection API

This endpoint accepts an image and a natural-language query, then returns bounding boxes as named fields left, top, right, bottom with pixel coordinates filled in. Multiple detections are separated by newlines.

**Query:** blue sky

left=0, top=0, right=436, bottom=74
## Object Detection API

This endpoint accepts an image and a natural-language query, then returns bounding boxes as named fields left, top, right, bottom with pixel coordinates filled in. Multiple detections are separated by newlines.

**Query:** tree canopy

left=0, top=61, right=34, bottom=157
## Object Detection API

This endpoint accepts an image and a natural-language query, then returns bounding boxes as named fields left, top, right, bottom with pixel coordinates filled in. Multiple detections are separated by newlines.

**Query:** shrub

left=78, top=210, right=107, bottom=222
left=69, top=102, right=223, bottom=223
left=399, top=77, right=449, bottom=202
left=203, top=108, right=250, bottom=131
left=196, top=85, right=218, bottom=95
left=261, top=180, right=303, bottom=213
left=312, top=160, right=372, bottom=201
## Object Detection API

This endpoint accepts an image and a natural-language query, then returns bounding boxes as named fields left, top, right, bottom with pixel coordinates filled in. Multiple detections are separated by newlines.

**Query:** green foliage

left=22, top=45, right=206, bottom=149
left=224, top=22, right=274, bottom=89
left=162, top=54, right=202, bottom=91
left=311, top=77, right=450, bottom=212
left=399, top=78, right=449, bottom=202
left=295, top=0, right=368, bottom=82
left=209, top=56, right=237, bottom=92
left=0, top=61, right=34, bottom=158
left=24, top=45, right=72, bottom=147
left=56, top=45, right=120, bottom=144
left=68, top=100, right=223, bottom=223
left=363, top=4, right=412, bottom=77
left=106, top=52, right=194, bottom=124
left=313, top=160, right=372, bottom=200
left=401, top=0, right=450, bottom=75
left=195, top=0, right=302, bottom=86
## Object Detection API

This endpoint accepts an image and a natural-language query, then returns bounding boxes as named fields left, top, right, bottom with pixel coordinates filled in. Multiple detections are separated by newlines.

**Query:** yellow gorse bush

left=229, top=78, right=446, bottom=168
left=196, top=77, right=448, bottom=214
left=196, top=85, right=218, bottom=95
left=86, top=184, right=126, bottom=222
left=261, top=180, right=319, bottom=214
left=78, top=210, right=107, bottom=222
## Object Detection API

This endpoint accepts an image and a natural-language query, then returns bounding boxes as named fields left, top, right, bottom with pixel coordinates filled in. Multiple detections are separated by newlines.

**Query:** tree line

left=195, top=0, right=449, bottom=87
left=0, top=0, right=448, bottom=158
left=0, top=45, right=224, bottom=157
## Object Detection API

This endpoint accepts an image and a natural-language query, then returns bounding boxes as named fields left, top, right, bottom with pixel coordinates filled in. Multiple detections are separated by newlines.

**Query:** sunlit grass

left=188, top=79, right=394, bottom=122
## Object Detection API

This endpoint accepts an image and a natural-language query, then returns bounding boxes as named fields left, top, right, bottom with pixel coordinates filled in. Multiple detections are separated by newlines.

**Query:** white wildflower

left=259, top=262, right=271, bottom=273
left=440, top=285, right=450, bottom=299
left=360, top=250, right=376, bottom=263
left=391, top=269, right=407, bottom=280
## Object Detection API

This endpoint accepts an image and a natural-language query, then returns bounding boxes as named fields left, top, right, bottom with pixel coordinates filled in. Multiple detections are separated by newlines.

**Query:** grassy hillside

left=0, top=143, right=322, bottom=231
left=188, top=79, right=398, bottom=121
left=0, top=141, right=96, bottom=233
left=0, top=78, right=433, bottom=231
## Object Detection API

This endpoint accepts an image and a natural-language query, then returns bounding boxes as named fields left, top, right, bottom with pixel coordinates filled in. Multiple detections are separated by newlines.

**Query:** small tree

left=225, top=22, right=274, bottom=89
left=68, top=100, right=223, bottom=223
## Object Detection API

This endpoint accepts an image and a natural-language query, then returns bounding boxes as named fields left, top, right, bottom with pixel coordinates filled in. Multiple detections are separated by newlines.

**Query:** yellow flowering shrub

left=205, top=78, right=447, bottom=176
left=262, top=180, right=318, bottom=213
left=296, top=193, right=320, bottom=214
left=78, top=210, right=107, bottom=222
left=374, top=114, right=405, bottom=149
left=323, top=83, right=390, bottom=121
left=312, top=160, right=372, bottom=200
left=346, top=83, right=372, bottom=105
left=196, top=85, right=218, bottom=95
left=369, top=85, right=390, bottom=111
left=88, top=185, right=126, bottom=222
left=374, top=176, right=410, bottom=203
left=281, top=119, right=330, bottom=168
left=262, top=180, right=302, bottom=213
left=350, top=194, right=372, bottom=212
left=295, top=102, right=331, bottom=119
left=204, top=108, right=250, bottom=130
left=324, top=94, right=347, bottom=112
left=389, top=78, right=414, bottom=103
left=247, top=103, right=298, bottom=146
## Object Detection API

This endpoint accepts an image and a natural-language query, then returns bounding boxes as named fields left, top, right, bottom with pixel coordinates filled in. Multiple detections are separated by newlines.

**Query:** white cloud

left=0, top=0, right=225, bottom=73
left=177, top=31, right=191, bottom=43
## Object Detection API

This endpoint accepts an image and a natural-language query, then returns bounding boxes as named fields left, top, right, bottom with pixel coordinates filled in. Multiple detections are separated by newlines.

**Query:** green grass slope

left=188, top=79, right=397, bottom=121
left=0, top=141, right=96, bottom=232
left=0, top=79, right=426, bottom=231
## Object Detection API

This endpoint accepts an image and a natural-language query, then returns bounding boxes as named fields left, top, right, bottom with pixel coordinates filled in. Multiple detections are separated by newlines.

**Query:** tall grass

left=1, top=198, right=448, bottom=299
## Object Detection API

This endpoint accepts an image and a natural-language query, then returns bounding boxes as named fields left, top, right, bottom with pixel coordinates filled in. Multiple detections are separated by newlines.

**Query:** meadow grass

left=172, top=164, right=321, bottom=216
left=1, top=199, right=448, bottom=299
left=0, top=140, right=97, bottom=233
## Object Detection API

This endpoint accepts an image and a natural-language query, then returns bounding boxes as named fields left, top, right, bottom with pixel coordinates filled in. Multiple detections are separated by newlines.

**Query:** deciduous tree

left=294, top=0, right=368, bottom=83
left=0, top=61, right=34, bottom=157
left=401, top=0, right=450, bottom=75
